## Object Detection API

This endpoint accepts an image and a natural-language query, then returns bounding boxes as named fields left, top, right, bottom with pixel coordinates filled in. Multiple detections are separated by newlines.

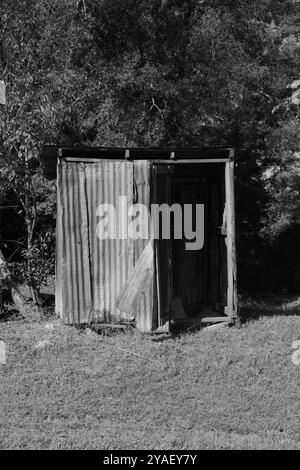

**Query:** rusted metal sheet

left=55, top=161, right=93, bottom=323
left=56, top=160, right=134, bottom=324
left=115, top=240, right=155, bottom=320
left=85, top=161, right=134, bottom=323
left=56, top=159, right=156, bottom=331
left=55, top=161, right=63, bottom=318
left=133, top=161, right=157, bottom=332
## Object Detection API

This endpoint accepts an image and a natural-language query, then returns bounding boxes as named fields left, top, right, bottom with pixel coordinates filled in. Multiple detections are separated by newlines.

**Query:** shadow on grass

left=0, top=307, right=23, bottom=322
left=239, top=296, right=300, bottom=323
left=0, top=291, right=55, bottom=323
left=40, top=293, right=55, bottom=307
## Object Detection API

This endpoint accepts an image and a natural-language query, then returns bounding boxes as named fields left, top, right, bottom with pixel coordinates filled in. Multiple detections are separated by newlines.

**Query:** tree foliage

left=1, top=0, right=300, bottom=294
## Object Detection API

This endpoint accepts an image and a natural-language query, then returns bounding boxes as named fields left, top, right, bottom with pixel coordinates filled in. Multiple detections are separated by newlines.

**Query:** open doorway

left=152, top=162, right=227, bottom=325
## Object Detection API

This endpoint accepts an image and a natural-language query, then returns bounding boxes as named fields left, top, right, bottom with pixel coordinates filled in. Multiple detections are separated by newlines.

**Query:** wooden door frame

left=151, top=154, right=238, bottom=326
left=225, top=151, right=238, bottom=319
left=151, top=163, right=172, bottom=331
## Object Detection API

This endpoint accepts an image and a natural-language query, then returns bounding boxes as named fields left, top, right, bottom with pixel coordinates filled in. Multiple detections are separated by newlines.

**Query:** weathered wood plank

left=173, top=316, right=231, bottom=324
left=93, top=323, right=129, bottom=330
left=202, top=322, right=228, bottom=332
left=225, top=154, right=238, bottom=319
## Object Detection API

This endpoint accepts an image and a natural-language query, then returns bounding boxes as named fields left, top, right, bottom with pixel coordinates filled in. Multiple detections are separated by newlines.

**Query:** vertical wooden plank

left=219, top=176, right=228, bottom=311
left=164, top=164, right=172, bottom=316
left=151, top=164, right=172, bottom=329
left=208, top=179, right=220, bottom=308
left=202, top=181, right=209, bottom=306
left=151, top=165, right=162, bottom=327
left=225, top=151, right=238, bottom=319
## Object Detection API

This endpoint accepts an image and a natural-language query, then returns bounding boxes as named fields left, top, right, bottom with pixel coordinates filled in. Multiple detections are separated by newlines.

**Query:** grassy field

left=0, top=305, right=299, bottom=449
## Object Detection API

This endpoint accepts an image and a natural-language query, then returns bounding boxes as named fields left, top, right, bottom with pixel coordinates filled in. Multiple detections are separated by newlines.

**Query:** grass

left=0, top=305, right=299, bottom=449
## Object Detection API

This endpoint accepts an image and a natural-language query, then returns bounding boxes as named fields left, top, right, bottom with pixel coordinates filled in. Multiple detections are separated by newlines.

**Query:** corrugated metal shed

left=42, top=146, right=238, bottom=332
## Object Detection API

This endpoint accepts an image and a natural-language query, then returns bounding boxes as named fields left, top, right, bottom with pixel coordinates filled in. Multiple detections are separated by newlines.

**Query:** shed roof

left=40, top=145, right=236, bottom=179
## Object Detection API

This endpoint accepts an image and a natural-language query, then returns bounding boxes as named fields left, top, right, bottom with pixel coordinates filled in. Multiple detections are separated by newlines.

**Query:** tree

left=1, top=0, right=300, bottom=298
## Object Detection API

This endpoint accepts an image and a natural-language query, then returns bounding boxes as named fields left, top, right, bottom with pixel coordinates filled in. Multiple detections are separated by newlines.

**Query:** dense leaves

left=1, top=0, right=300, bottom=293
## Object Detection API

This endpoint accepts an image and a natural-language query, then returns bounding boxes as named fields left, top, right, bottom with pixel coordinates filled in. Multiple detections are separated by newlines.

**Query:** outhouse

left=41, top=147, right=238, bottom=332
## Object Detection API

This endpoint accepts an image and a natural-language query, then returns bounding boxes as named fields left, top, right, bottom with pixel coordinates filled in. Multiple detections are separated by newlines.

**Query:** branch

left=150, top=97, right=164, bottom=121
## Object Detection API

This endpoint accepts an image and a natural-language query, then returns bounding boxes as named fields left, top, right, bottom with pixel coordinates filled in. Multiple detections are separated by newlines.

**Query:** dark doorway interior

left=154, top=162, right=226, bottom=322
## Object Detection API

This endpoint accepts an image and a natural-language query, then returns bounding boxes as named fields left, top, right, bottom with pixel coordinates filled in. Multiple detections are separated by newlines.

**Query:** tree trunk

left=30, top=284, right=41, bottom=306
left=24, top=212, right=42, bottom=306
left=23, top=164, right=41, bottom=307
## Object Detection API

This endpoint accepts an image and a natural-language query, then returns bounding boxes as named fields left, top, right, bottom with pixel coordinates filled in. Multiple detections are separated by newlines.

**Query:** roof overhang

left=40, top=145, right=237, bottom=179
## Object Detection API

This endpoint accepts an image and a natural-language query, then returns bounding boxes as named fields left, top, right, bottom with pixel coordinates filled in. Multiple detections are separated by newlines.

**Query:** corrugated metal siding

left=85, top=161, right=134, bottom=322
left=133, top=161, right=157, bottom=332
left=55, top=161, right=63, bottom=317
left=56, top=159, right=157, bottom=331
left=55, top=161, right=93, bottom=323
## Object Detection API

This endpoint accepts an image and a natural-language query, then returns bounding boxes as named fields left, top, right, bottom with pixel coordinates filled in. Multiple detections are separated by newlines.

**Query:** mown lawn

left=0, top=310, right=299, bottom=449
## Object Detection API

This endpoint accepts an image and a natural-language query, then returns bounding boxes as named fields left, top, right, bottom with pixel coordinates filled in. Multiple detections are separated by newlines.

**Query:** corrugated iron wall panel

left=85, top=161, right=134, bottom=322
left=55, top=160, right=63, bottom=317
left=55, top=161, right=92, bottom=323
left=133, top=161, right=157, bottom=332
left=56, top=159, right=156, bottom=331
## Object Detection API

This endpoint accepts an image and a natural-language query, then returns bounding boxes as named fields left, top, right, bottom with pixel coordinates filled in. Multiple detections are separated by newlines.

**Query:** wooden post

left=151, top=166, right=162, bottom=327
left=225, top=150, right=238, bottom=319
left=151, top=164, right=172, bottom=331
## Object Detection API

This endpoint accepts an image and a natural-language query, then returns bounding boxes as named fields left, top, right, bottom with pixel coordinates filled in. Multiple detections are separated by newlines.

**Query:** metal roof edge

left=42, top=145, right=237, bottom=159
left=40, top=145, right=244, bottom=179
